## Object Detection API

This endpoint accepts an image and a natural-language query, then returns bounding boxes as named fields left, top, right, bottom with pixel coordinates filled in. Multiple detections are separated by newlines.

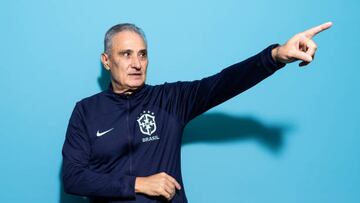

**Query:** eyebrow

left=118, top=49, right=133, bottom=54
left=118, top=49, right=147, bottom=54
left=139, top=49, right=147, bottom=54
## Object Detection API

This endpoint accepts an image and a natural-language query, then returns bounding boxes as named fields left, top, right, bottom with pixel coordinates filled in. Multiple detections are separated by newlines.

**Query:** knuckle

left=310, top=44, right=317, bottom=51
left=310, top=41, right=317, bottom=50
left=298, top=33, right=307, bottom=39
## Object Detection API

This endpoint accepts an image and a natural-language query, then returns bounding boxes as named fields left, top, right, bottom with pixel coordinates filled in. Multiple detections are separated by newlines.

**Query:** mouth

left=128, top=72, right=142, bottom=75
left=128, top=73, right=143, bottom=78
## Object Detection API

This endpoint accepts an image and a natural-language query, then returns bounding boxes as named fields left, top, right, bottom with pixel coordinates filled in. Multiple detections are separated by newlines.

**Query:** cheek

left=111, top=62, right=129, bottom=80
left=142, top=61, right=148, bottom=72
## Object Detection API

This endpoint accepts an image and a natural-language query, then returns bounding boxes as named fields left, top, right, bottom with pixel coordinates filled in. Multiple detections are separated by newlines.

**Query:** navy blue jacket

left=62, top=44, right=285, bottom=202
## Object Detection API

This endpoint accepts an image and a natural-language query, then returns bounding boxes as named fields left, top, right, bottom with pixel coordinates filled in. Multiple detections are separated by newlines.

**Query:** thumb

left=291, top=50, right=313, bottom=63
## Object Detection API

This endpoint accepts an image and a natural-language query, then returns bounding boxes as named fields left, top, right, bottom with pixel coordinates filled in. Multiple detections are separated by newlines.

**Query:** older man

left=62, top=22, right=332, bottom=203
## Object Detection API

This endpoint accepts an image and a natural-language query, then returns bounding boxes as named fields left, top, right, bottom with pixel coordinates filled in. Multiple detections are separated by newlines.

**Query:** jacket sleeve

left=62, top=103, right=136, bottom=199
left=170, top=44, right=286, bottom=124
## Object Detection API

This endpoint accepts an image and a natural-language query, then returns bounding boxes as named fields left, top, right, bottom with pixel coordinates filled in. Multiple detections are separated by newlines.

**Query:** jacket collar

left=105, top=83, right=148, bottom=100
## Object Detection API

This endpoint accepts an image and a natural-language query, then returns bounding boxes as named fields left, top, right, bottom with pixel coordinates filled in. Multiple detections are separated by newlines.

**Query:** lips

left=128, top=73, right=142, bottom=76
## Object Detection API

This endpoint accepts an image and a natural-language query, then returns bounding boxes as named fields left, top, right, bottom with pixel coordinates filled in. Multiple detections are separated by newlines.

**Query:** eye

left=122, top=51, right=130, bottom=57
left=139, top=51, right=147, bottom=59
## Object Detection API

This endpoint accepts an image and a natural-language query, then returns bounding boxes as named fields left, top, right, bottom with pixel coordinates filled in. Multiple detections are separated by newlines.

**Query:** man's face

left=102, top=31, right=148, bottom=93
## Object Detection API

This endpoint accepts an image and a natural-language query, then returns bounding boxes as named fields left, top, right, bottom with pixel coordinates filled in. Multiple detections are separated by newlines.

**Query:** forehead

left=111, top=31, right=147, bottom=50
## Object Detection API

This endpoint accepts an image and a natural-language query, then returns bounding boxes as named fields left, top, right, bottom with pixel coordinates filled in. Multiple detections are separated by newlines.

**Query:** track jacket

left=62, top=44, right=285, bottom=203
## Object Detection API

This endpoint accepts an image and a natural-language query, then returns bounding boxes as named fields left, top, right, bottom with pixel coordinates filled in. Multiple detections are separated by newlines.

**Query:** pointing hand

left=272, top=22, right=333, bottom=66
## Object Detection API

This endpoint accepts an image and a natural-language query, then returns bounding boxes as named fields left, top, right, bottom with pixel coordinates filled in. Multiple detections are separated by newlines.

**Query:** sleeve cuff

left=260, top=44, right=286, bottom=73
left=113, top=175, right=136, bottom=198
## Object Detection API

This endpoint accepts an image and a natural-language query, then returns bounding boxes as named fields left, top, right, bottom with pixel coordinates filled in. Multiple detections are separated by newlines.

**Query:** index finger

left=303, top=22, right=333, bottom=38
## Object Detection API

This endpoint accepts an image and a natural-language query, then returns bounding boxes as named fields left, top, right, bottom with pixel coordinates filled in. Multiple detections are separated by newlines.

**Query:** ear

left=101, top=53, right=111, bottom=71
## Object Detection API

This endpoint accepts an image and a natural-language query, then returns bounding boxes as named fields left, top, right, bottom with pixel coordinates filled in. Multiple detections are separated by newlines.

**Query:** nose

left=131, top=55, right=141, bottom=70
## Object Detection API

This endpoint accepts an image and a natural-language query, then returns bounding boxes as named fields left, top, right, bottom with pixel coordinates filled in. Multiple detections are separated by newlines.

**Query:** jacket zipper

left=126, top=97, right=133, bottom=175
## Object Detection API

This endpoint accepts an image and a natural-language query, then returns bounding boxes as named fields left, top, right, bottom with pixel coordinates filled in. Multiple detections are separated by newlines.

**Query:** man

left=62, top=22, right=332, bottom=202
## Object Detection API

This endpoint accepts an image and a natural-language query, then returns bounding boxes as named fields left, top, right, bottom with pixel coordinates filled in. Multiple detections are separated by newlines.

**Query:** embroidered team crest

left=137, top=111, right=157, bottom=136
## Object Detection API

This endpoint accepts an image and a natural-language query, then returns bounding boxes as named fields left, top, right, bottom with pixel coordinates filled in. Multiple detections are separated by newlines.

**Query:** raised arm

left=168, top=22, right=332, bottom=124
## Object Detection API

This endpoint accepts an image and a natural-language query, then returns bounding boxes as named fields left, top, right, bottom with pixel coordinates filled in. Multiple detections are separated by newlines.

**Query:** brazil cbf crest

left=137, top=110, right=160, bottom=142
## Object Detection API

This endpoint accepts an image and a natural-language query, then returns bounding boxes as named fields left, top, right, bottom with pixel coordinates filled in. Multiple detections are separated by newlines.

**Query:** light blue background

left=1, top=0, right=359, bottom=202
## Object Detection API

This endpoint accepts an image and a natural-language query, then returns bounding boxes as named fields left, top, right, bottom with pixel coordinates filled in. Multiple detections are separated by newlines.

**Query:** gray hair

left=104, top=23, right=147, bottom=55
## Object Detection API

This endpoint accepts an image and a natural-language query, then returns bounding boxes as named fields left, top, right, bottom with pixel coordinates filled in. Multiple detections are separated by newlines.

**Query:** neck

left=111, top=82, right=141, bottom=95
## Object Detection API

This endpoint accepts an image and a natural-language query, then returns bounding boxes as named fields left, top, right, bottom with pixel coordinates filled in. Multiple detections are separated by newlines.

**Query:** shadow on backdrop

left=183, top=113, right=288, bottom=153
left=98, top=61, right=111, bottom=90
left=59, top=63, right=289, bottom=202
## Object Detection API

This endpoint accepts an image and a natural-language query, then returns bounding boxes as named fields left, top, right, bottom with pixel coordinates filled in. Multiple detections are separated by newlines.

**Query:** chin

left=128, top=81, right=145, bottom=89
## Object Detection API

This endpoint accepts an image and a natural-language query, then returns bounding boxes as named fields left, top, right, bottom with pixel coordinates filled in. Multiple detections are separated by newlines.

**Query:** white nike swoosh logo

left=96, top=128, right=114, bottom=137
